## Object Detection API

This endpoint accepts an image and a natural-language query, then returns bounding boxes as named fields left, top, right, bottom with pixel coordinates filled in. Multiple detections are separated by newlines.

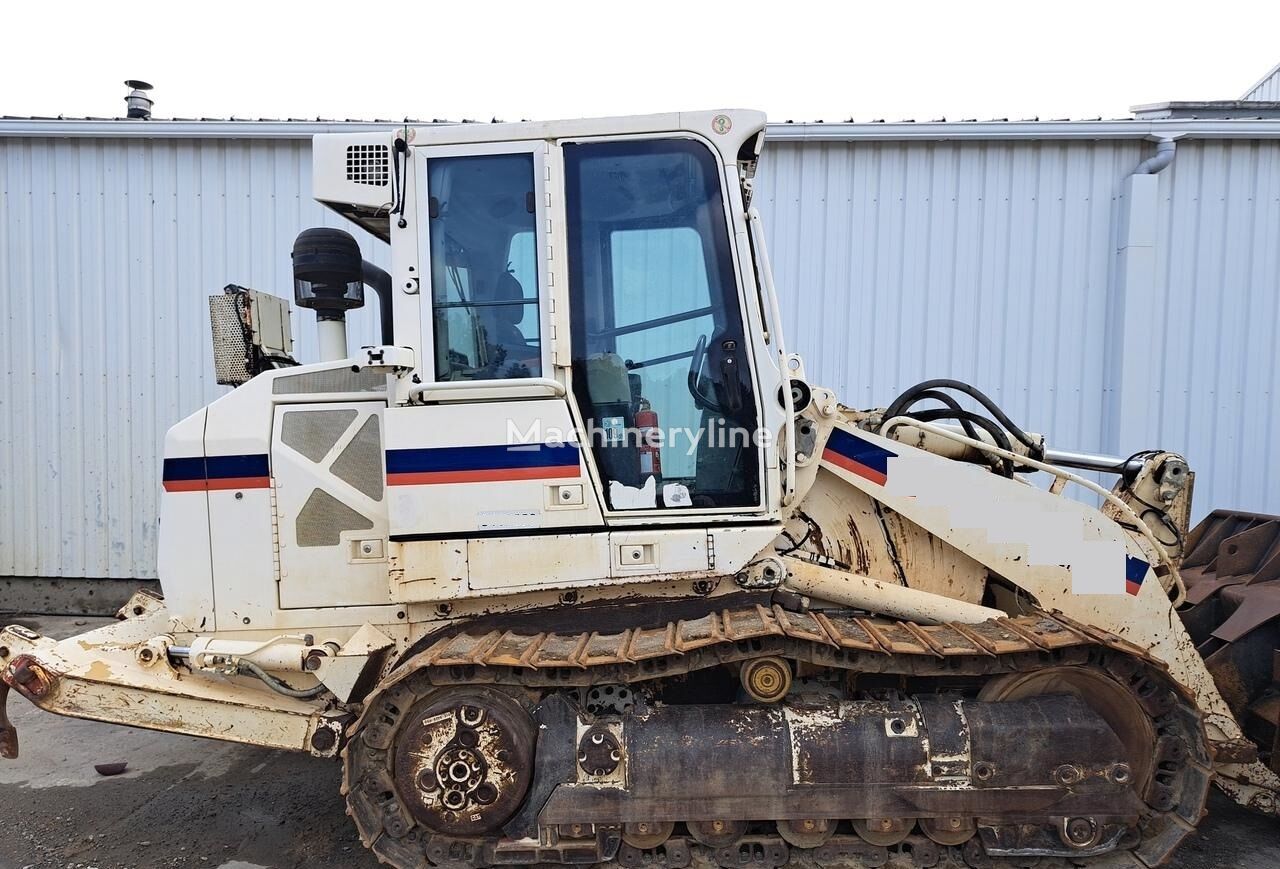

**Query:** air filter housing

left=292, top=228, right=365, bottom=316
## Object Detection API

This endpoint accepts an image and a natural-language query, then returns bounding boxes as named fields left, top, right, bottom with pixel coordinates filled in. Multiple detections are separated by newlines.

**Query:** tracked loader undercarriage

left=2, top=109, right=1277, bottom=868
left=344, top=601, right=1211, bottom=869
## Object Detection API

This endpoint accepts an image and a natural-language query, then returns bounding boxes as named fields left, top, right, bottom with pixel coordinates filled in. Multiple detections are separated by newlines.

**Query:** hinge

left=270, top=481, right=283, bottom=583
left=706, top=532, right=716, bottom=570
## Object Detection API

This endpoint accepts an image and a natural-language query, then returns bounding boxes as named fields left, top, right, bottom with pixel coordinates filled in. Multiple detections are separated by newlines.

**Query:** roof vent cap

left=124, top=80, right=153, bottom=120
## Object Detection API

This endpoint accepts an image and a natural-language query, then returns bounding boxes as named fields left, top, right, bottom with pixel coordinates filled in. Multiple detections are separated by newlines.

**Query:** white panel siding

left=1, top=131, right=1278, bottom=580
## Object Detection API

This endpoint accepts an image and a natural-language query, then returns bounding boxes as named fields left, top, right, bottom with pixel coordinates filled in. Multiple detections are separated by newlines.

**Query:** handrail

left=409, top=377, right=566, bottom=402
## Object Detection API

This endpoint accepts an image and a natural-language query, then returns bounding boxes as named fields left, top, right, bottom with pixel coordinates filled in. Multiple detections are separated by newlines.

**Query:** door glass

left=427, top=153, right=540, bottom=380
left=565, top=139, right=760, bottom=510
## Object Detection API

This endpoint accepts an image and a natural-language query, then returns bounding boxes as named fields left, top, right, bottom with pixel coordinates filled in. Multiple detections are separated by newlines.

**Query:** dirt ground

left=1, top=616, right=1276, bottom=869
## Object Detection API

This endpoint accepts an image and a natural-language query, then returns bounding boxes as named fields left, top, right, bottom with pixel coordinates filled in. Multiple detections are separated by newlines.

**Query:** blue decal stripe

left=162, top=454, right=270, bottom=482
left=823, top=429, right=898, bottom=479
left=387, top=443, right=580, bottom=475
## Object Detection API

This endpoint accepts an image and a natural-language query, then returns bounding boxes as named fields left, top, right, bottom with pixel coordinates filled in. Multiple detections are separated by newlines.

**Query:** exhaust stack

left=124, top=80, right=153, bottom=120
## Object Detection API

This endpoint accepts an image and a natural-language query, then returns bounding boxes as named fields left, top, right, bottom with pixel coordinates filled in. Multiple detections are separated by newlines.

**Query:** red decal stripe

left=1126, top=580, right=1143, bottom=596
left=163, top=479, right=209, bottom=493
left=164, top=476, right=271, bottom=492
left=388, top=465, right=581, bottom=486
left=206, top=476, right=271, bottom=491
left=822, top=449, right=888, bottom=486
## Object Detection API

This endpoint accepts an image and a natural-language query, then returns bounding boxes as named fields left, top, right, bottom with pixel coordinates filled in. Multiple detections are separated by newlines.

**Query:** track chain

left=343, top=604, right=1213, bottom=869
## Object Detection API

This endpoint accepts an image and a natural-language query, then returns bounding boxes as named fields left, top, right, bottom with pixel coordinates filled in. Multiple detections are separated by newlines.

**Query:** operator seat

left=480, top=271, right=535, bottom=377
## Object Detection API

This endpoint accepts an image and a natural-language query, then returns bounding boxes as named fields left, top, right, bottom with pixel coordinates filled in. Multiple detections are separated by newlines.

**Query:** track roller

left=688, top=819, right=748, bottom=847
left=622, top=821, right=674, bottom=849
left=920, top=816, right=975, bottom=846
left=853, top=817, right=912, bottom=846
left=776, top=818, right=834, bottom=848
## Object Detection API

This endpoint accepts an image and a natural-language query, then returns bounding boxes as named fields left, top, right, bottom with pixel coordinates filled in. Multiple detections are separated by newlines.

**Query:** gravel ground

left=1, top=616, right=1276, bottom=869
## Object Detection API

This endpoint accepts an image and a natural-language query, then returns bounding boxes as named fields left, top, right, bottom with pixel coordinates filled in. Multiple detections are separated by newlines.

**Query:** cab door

left=561, top=137, right=767, bottom=517
left=388, top=141, right=606, bottom=542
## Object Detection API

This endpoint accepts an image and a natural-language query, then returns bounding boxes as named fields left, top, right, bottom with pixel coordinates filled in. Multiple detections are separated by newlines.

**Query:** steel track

left=342, top=605, right=1213, bottom=869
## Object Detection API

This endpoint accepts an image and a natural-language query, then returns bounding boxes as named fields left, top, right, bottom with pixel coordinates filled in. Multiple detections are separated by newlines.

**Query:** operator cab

left=303, top=110, right=785, bottom=592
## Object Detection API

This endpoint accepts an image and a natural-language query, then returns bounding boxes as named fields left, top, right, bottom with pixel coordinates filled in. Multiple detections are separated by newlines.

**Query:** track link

left=343, top=605, right=1212, bottom=869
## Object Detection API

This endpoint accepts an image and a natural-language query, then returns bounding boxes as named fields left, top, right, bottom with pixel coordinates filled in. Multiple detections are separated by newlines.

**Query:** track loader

left=4, top=109, right=1280, bottom=868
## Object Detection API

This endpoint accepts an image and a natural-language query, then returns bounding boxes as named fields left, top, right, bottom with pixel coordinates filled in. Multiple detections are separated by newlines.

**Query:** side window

left=427, top=154, right=541, bottom=381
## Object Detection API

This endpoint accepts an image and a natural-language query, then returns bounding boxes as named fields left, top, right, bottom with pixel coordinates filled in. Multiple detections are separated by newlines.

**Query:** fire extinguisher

left=635, top=402, right=662, bottom=478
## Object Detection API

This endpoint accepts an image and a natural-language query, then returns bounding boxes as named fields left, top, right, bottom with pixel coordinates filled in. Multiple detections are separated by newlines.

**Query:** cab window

left=427, top=153, right=540, bottom=381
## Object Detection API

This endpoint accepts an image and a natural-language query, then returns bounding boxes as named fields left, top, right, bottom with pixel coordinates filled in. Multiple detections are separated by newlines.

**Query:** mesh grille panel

left=331, top=415, right=384, bottom=501
left=296, top=488, right=374, bottom=547
left=272, top=368, right=387, bottom=395
left=209, top=294, right=251, bottom=385
left=346, top=144, right=389, bottom=186
left=280, top=409, right=357, bottom=462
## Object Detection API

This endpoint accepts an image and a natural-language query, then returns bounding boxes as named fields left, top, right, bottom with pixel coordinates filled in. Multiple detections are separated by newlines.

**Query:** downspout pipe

left=1133, top=138, right=1177, bottom=175
left=361, top=260, right=394, bottom=345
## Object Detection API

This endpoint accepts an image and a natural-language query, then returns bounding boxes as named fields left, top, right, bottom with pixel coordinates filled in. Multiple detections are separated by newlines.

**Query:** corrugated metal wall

left=1148, top=139, right=1280, bottom=518
left=1243, top=66, right=1280, bottom=101
left=0, top=137, right=386, bottom=580
left=755, top=137, right=1280, bottom=524
left=2, top=132, right=1277, bottom=580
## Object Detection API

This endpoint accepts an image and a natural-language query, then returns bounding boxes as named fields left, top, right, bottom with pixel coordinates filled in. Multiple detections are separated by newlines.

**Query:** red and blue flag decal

left=822, top=429, right=898, bottom=486
left=1125, top=554, right=1149, bottom=596
left=387, top=443, right=581, bottom=486
left=162, top=454, right=271, bottom=492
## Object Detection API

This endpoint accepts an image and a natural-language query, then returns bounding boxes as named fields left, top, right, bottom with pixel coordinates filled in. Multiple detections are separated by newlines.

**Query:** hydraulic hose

left=895, top=388, right=980, bottom=441
left=236, top=659, right=329, bottom=699
left=902, top=407, right=1017, bottom=476
left=884, top=379, right=1043, bottom=459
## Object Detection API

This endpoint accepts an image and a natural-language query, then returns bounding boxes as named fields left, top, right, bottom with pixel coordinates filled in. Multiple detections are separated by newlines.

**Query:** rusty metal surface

left=537, top=694, right=1137, bottom=824
left=391, top=688, right=535, bottom=837
left=0, top=681, right=16, bottom=759
left=1178, top=509, right=1280, bottom=776
left=406, top=604, right=1115, bottom=678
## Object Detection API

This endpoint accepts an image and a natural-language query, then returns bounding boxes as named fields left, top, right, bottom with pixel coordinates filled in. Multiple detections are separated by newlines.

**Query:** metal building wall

left=1, top=130, right=1277, bottom=581
left=1243, top=64, right=1280, bottom=101
left=754, top=137, right=1280, bottom=524
left=1149, top=139, right=1280, bottom=519
left=0, top=136, right=386, bottom=580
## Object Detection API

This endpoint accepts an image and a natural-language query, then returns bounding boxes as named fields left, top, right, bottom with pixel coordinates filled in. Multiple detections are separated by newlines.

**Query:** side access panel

left=273, top=402, right=391, bottom=609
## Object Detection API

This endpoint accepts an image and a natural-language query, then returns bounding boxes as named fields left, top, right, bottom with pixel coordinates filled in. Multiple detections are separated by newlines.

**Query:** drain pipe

left=1134, top=137, right=1177, bottom=175
left=1105, top=138, right=1179, bottom=453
